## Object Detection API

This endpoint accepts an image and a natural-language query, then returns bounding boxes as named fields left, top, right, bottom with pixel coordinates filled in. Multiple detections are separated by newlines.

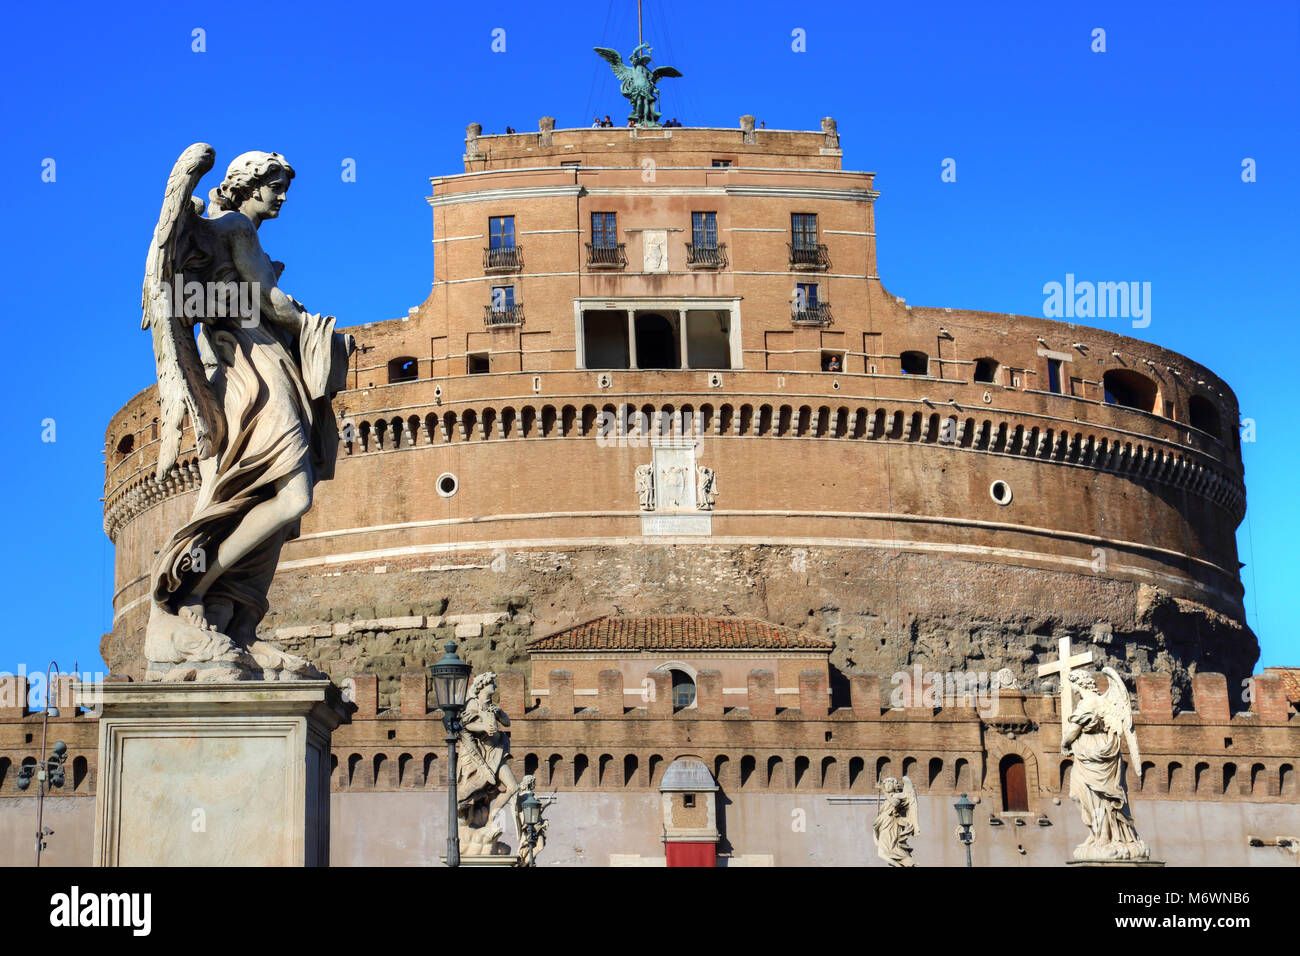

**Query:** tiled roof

left=527, top=616, right=833, bottom=652
left=1264, top=667, right=1300, bottom=706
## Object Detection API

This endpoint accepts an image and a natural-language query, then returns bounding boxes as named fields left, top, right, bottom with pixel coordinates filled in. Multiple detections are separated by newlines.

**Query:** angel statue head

left=1069, top=670, right=1099, bottom=695
left=210, top=151, right=296, bottom=223
left=879, top=776, right=902, bottom=794
left=470, top=671, right=498, bottom=702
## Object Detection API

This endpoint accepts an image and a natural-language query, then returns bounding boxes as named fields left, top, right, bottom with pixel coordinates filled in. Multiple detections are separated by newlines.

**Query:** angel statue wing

left=1100, top=666, right=1141, bottom=769
left=142, top=142, right=226, bottom=480
left=651, top=66, right=683, bottom=83
left=593, top=47, right=634, bottom=88
left=900, top=776, right=920, bottom=835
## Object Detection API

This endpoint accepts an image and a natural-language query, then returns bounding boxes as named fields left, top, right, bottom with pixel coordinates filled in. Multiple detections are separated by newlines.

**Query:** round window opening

left=437, top=473, right=459, bottom=498
left=990, top=480, right=1013, bottom=506
left=670, top=669, right=696, bottom=711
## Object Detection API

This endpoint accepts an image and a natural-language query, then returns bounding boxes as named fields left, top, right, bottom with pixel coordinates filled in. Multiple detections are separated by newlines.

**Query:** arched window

left=388, top=356, right=418, bottom=383
left=115, top=434, right=134, bottom=459
left=928, top=757, right=944, bottom=788
left=573, top=754, right=589, bottom=787
left=623, top=754, right=638, bottom=786
left=1102, top=369, right=1157, bottom=413
left=973, top=357, right=998, bottom=384
left=900, top=350, right=929, bottom=376
left=1189, top=395, right=1221, bottom=439
left=999, top=754, right=1029, bottom=812
left=671, top=669, right=696, bottom=711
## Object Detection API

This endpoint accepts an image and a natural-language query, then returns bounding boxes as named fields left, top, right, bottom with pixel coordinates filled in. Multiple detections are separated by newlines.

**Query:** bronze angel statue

left=593, top=43, right=682, bottom=127
left=1062, top=667, right=1151, bottom=861
left=141, top=143, right=355, bottom=681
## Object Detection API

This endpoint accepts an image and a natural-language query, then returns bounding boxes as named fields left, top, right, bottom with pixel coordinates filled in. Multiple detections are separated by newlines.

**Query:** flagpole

left=638, top=0, right=643, bottom=46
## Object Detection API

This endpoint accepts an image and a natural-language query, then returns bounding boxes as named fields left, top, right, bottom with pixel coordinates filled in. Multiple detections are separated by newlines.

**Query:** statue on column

left=872, top=776, right=919, bottom=866
left=456, top=672, right=523, bottom=857
left=593, top=44, right=682, bottom=128
left=1062, top=668, right=1150, bottom=861
left=140, top=144, right=355, bottom=681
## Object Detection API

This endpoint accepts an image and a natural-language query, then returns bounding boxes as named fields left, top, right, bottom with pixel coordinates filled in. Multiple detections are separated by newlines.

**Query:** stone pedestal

left=440, top=854, right=520, bottom=867
left=1067, top=860, right=1166, bottom=867
left=78, top=681, right=346, bottom=867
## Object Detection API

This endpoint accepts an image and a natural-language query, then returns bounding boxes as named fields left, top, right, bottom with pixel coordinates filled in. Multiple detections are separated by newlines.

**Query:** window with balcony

left=587, top=212, right=625, bottom=268
left=790, top=213, right=828, bottom=269
left=485, top=285, right=522, bottom=327
left=686, top=211, right=726, bottom=268
left=792, top=283, right=830, bottom=326
left=484, top=215, right=521, bottom=272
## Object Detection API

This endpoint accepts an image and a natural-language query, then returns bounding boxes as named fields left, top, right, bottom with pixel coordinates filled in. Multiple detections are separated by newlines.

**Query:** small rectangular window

left=1047, top=358, right=1062, bottom=394
left=691, top=211, right=718, bottom=249
left=488, top=216, right=515, bottom=249
left=792, top=213, right=818, bottom=249
left=467, top=353, right=490, bottom=374
left=1164, top=401, right=1175, bottom=420
left=796, top=282, right=819, bottom=308
left=711, top=159, right=731, bottom=168
left=683, top=793, right=696, bottom=808
left=591, top=212, right=618, bottom=248
left=560, top=160, right=581, bottom=167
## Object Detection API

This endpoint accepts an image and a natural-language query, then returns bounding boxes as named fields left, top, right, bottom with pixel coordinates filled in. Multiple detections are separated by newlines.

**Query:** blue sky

left=1, top=0, right=1295, bottom=679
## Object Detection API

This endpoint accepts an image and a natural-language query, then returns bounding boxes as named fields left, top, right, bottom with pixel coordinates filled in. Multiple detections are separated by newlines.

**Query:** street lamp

left=430, top=641, right=471, bottom=867
left=16, top=662, right=69, bottom=867
left=519, top=791, right=543, bottom=867
left=954, top=792, right=975, bottom=868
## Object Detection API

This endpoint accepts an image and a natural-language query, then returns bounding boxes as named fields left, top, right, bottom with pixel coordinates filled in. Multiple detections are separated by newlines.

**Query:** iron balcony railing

left=788, top=242, right=830, bottom=270
left=483, top=244, right=523, bottom=273
left=586, top=242, right=627, bottom=269
left=685, top=242, right=728, bottom=269
left=791, top=302, right=832, bottom=327
left=483, top=303, right=524, bottom=328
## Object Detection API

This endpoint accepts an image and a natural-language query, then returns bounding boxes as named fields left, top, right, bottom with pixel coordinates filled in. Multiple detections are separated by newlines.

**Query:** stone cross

left=1036, top=637, right=1094, bottom=743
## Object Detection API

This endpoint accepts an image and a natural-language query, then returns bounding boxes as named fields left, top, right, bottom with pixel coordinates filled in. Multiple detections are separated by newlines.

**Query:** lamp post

left=954, top=792, right=975, bottom=868
left=430, top=641, right=471, bottom=867
left=17, top=661, right=69, bottom=867
left=519, top=791, right=542, bottom=866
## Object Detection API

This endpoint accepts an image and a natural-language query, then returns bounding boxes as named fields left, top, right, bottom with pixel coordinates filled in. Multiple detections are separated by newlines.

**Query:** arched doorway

left=1000, top=754, right=1029, bottom=812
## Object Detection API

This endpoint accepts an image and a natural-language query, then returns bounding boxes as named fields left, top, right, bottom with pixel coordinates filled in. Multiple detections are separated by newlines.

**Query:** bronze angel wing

left=593, top=47, right=634, bottom=85
left=651, top=66, right=683, bottom=83
left=141, top=143, right=226, bottom=480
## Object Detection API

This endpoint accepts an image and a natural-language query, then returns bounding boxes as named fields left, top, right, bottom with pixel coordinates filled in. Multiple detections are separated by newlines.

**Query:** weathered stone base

left=440, top=854, right=520, bottom=866
left=80, top=680, right=345, bottom=866
left=1066, top=860, right=1167, bottom=867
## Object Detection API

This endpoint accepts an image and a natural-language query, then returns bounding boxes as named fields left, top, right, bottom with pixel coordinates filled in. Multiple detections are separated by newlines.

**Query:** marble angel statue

left=141, top=143, right=355, bottom=681
left=1062, top=668, right=1150, bottom=861
left=456, top=672, right=523, bottom=856
left=872, top=776, right=919, bottom=866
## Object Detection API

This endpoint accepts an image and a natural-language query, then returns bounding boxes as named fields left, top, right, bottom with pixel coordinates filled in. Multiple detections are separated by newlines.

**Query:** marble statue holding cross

left=1038, top=640, right=1151, bottom=862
